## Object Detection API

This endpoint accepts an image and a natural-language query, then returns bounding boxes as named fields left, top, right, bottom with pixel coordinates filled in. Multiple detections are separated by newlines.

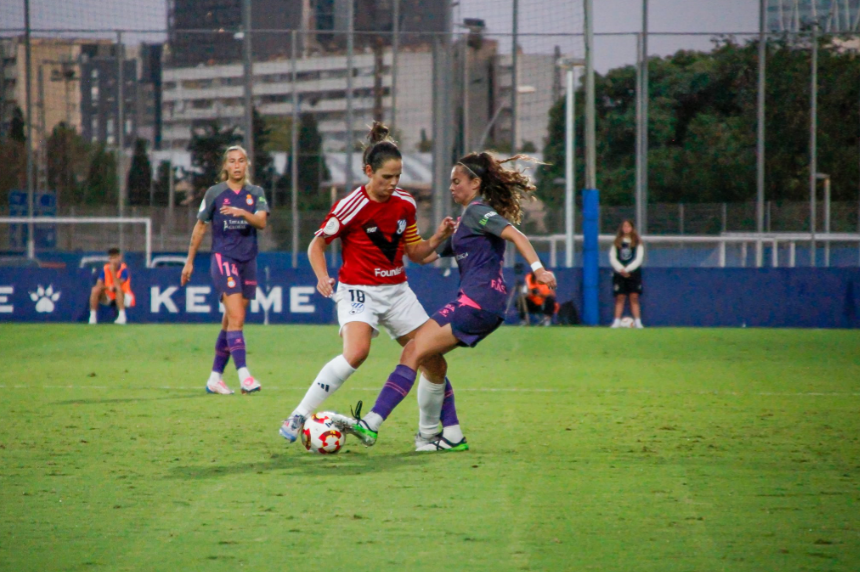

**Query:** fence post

left=582, top=189, right=600, bottom=325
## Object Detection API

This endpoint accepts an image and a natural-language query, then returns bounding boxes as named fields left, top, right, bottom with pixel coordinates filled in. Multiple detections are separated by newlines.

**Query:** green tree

left=46, top=122, right=90, bottom=205
left=538, top=37, right=860, bottom=207
left=85, top=144, right=118, bottom=205
left=10, top=107, right=26, bottom=143
left=127, top=139, right=153, bottom=206
left=280, top=113, right=331, bottom=210
left=187, top=120, right=242, bottom=198
left=252, top=108, right=274, bottom=191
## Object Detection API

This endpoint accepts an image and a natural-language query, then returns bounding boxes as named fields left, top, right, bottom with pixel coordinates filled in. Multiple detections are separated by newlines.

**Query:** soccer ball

left=301, top=412, right=345, bottom=454
left=620, top=316, right=635, bottom=328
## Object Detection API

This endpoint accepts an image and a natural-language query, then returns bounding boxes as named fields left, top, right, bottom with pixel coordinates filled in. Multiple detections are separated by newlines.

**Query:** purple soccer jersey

left=437, top=200, right=511, bottom=316
left=197, top=182, right=270, bottom=262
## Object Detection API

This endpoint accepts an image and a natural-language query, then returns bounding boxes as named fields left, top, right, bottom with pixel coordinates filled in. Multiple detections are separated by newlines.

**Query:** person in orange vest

left=89, top=247, right=135, bottom=325
left=520, top=262, right=556, bottom=326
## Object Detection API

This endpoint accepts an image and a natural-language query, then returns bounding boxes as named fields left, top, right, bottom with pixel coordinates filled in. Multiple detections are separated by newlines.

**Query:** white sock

left=237, top=367, right=252, bottom=382
left=89, top=310, right=97, bottom=323
left=207, top=371, right=222, bottom=385
left=417, top=374, right=445, bottom=438
left=118, top=309, right=127, bottom=320
left=612, top=318, right=621, bottom=327
left=294, top=355, right=357, bottom=418
left=634, top=318, right=643, bottom=327
left=363, top=412, right=384, bottom=432
left=442, top=424, right=464, bottom=443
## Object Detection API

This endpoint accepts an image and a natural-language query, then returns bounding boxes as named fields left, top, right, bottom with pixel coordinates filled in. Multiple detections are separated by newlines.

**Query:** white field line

left=0, top=385, right=858, bottom=397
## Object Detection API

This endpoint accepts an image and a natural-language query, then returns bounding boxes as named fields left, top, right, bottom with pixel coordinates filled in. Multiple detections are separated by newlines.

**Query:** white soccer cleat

left=240, top=377, right=261, bottom=394
left=279, top=413, right=306, bottom=443
left=415, top=433, right=469, bottom=452
left=88, top=314, right=97, bottom=325
left=206, top=379, right=234, bottom=395
left=114, top=314, right=127, bottom=325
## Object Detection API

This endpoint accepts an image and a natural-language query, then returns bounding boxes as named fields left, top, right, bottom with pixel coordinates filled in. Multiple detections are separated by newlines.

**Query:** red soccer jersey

left=315, top=186, right=422, bottom=285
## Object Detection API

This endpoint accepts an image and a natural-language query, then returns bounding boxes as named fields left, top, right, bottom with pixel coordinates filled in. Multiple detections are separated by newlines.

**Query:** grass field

left=1, top=324, right=859, bottom=571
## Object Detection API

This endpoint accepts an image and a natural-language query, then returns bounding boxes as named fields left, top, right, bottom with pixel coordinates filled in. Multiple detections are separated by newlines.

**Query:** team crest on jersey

left=224, top=198, right=231, bottom=205
left=396, top=219, right=406, bottom=234
left=227, top=276, right=236, bottom=288
left=246, top=194, right=254, bottom=206
left=348, top=302, right=365, bottom=315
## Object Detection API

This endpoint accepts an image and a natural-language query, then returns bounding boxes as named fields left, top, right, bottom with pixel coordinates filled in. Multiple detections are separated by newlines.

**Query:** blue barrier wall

left=0, top=266, right=857, bottom=328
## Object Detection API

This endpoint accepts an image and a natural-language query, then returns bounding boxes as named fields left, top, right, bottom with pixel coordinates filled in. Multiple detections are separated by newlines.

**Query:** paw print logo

left=30, top=284, right=61, bottom=313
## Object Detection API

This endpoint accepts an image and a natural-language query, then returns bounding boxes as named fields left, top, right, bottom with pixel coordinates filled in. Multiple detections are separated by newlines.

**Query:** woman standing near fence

left=181, top=145, right=269, bottom=394
left=609, top=220, right=645, bottom=328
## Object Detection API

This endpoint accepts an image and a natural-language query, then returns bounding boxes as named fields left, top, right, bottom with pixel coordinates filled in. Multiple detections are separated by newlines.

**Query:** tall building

left=767, top=0, right=860, bottom=32
left=167, top=0, right=312, bottom=67
left=161, top=47, right=432, bottom=152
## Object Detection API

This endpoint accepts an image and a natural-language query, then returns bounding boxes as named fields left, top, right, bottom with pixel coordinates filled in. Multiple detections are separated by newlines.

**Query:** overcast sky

left=1, top=0, right=761, bottom=72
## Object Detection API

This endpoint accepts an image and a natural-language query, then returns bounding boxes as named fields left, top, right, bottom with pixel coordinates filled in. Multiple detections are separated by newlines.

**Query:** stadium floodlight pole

left=511, top=0, right=518, bottom=153
left=809, top=23, right=818, bottom=267
left=391, top=0, right=399, bottom=131
left=242, top=0, right=255, bottom=180
left=816, top=173, right=831, bottom=266
left=345, top=0, right=355, bottom=197
left=635, top=34, right=641, bottom=219
left=117, top=31, right=126, bottom=253
left=24, top=0, right=35, bottom=259
left=559, top=58, right=584, bottom=268
left=756, top=0, right=767, bottom=268
left=291, top=30, right=299, bottom=269
left=639, top=0, right=648, bottom=233
left=584, top=0, right=596, bottom=190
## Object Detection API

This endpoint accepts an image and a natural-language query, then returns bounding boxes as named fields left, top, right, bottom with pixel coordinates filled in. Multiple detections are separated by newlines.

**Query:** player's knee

left=343, top=345, right=369, bottom=369
left=420, top=353, right=447, bottom=378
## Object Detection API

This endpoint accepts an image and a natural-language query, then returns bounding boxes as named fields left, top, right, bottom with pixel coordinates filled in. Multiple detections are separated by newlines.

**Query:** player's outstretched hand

left=317, top=276, right=336, bottom=298
left=435, top=216, right=456, bottom=240
left=535, top=268, right=557, bottom=290
left=181, top=262, right=193, bottom=286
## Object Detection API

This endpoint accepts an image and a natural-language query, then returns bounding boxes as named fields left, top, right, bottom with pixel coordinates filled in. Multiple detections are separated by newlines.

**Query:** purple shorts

left=210, top=253, right=257, bottom=299
left=431, top=294, right=504, bottom=348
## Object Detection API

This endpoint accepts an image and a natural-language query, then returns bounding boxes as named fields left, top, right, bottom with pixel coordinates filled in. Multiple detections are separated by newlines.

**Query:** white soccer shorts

left=335, top=281, right=429, bottom=339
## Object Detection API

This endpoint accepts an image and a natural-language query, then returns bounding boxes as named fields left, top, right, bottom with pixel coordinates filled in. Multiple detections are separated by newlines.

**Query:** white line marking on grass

left=2, top=385, right=859, bottom=397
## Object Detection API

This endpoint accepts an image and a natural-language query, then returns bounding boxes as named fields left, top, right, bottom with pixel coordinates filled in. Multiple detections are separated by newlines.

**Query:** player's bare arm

left=405, top=216, right=455, bottom=263
left=181, top=220, right=208, bottom=286
left=308, top=235, right=335, bottom=297
left=219, top=206, right=268, bottom=230
left=501, top=225, right=557, bottom=289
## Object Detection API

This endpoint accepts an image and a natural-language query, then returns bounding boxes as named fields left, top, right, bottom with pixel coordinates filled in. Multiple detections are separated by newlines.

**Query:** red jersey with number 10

left=315, top=186, right=422, bottom=285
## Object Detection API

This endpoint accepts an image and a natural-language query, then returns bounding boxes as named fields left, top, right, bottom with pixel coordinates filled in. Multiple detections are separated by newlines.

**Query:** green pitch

left=1, top=325, right=859, bottom=571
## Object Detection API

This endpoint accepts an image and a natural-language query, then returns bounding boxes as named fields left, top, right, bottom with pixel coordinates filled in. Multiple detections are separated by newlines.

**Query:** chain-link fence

left=1, top=1, right=859, bottom=267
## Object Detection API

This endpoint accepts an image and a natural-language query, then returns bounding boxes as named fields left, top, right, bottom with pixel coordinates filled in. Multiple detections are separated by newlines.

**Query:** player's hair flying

left=456, top=152, right=537, bottom=225
left=219, top=145, right=252, bottom=185
left=614, top=220, right=641, bottom=249
left=363, top=122, right=402, bottom=172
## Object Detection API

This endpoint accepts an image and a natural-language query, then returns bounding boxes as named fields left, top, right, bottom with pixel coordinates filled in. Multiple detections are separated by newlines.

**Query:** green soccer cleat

left=329, top=401, right=378, bottom=447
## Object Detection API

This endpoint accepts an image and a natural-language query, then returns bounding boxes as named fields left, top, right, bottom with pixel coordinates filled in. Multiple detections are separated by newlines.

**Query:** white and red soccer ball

left=301, top=412, right=345, bottom=454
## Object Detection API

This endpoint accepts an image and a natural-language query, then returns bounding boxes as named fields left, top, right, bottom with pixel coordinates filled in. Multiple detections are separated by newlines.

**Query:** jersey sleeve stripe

left=333, top=189, right=363, bottom=217
left=340, top=198, right=369, bottom=225
left=393, top=191, right=417, bottom=208
left=337, top=196, right=367, bottom=223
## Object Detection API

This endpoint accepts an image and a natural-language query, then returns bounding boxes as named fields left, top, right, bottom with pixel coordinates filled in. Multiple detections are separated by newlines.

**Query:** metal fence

left=1, top=0, right=860, bottom=268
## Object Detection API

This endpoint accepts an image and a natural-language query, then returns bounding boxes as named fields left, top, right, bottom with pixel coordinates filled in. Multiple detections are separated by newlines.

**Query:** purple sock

left=226, top=330, right=247, bottom=369
left=211, top=330, right=230, bottom=373
left=440, top=378, right=460, bottom=427
left=371, top=365, right=417, bottom=421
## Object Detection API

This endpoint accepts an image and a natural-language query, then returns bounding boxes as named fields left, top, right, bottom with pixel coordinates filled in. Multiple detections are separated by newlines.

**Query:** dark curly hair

left=362, top=121, right=402, bottom=172
left=455, top=152, right=537, bottom=225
